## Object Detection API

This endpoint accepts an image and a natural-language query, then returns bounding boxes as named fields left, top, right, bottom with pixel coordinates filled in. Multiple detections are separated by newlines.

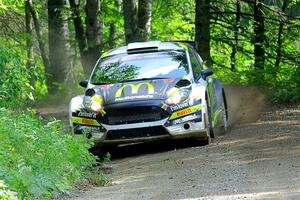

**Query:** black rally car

left=69, top=41, right=228, bottom=146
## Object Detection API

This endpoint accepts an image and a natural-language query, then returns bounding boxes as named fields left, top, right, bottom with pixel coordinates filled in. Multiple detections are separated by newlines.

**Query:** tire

left=219, top=90, right=228, bottom=134
left=201, top=93, right=214, bottom=145
left=205, top=93, right=215, bottom=139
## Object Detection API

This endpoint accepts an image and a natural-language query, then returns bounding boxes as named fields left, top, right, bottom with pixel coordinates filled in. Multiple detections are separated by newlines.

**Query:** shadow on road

left=92, top=138, right=208, bottom=160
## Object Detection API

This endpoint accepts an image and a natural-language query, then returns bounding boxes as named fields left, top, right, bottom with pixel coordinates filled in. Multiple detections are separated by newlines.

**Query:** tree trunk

left=253, top=0, right=265, bottom=70
left=195, top=0, right=213, bottom=67
left=123, top=0, right=138, bottom=44
left=48, top=0, right=71, bottom=84
left=275, top=0, right=289, bottom=69
left=25, top=0, right=33, bottom=70
left=69, top=0, right=87, bottom=56
left=69, top=0, right=88, bottom=72
left=85, top=0, right=103, bottom=74
left=230, top=0, right=241, bottom=71
left=109, top=23, right=117, bottom=48
left=28, top=0, right=50, bottom=72
left=136, top=0, right=152, bottom=42
left=69, top=0, right=103, bottom=76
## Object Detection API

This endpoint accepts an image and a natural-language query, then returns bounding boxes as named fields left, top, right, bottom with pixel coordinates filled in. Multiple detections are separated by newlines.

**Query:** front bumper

left=73, top=116, right=208, bottom=146
left=71, top=99, right=208, bottom=145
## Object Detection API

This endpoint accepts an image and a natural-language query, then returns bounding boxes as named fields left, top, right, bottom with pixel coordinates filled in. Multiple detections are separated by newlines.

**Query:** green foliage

left=0, top=38, right=47, bottom=108
left=0, top=40, right=33, bottom=107
left=0, top=180, right=18, bottom=200
left=208, top=0, right=300, bottom=103
left=0, top=108, right=98, bottom=199
left=151, top=0, right=195, bottom=41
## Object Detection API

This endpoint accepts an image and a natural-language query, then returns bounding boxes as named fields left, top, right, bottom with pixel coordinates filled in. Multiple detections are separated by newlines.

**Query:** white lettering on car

left=170, top=102, right=190, bottom=112
left=78, top=112, right=97, bottom=118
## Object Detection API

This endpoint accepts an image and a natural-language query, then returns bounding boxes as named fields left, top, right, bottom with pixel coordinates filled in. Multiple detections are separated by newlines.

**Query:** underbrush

left=0, top=108, right=105, bottom=199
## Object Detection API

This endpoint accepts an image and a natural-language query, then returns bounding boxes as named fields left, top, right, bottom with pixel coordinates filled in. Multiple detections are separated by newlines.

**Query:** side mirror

left=200, top=68, right=213, bottom=80
left=79, top=80, right=88, bottom=88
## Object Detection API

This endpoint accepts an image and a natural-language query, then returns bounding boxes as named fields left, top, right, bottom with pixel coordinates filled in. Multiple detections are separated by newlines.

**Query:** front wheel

left=220, top=91, right=228, bottom=134
left=202, top=97, right=214, bottom=144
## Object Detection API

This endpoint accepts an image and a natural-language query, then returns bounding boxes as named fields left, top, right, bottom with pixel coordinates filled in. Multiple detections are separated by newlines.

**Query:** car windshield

left=90, top=50, right=189, bottom=84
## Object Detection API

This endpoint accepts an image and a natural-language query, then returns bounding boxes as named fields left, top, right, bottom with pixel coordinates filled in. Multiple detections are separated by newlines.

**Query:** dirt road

left=66, top=88, right=300, bottom=200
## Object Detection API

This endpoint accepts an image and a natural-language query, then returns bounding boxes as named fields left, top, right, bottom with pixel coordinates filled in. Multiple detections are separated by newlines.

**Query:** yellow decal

left=167, top=87, right=179, bottom=97
left=115, top=82, right=154, bottom=97
left=212, top=108, right=223, bottom=127
left=169, top=104, right=202, bottom=120
left=92, top=95, right=103, bottom=104
left=72, top=116, right=100, bottom=126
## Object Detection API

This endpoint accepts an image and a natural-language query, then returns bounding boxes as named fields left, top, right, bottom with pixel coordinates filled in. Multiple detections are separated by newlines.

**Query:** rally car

left=69, top=41, right=228, bottom=146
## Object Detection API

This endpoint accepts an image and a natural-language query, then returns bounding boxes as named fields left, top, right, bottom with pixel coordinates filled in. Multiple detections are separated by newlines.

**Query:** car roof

left=102, top=41, right=190, bottom=58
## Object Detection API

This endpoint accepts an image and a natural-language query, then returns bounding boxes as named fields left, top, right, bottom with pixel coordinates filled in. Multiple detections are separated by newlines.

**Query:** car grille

left=101, top=106, right=168, bottom=125
left=105, top=126, right=168, bottom=140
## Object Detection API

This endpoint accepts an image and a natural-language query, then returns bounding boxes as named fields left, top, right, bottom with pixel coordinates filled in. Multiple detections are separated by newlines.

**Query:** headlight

left=83, top=95, right=104, bottom=113
left=90, top=100, right=102, bottom=112
left=166, top=88, right=190, bottom=105
left=91, top=95, right=103, bottom=112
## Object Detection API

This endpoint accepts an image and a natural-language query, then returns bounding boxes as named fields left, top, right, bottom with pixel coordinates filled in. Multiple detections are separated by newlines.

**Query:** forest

left=0, top=0, right=299, bottom=199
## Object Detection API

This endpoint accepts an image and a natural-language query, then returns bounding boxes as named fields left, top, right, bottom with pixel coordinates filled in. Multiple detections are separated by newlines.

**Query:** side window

left=188, top=48, right=202, bottom=80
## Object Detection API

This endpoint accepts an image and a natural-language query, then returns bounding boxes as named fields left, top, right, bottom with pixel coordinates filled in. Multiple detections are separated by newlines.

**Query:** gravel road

left=68, top=87, right=300, bottom=200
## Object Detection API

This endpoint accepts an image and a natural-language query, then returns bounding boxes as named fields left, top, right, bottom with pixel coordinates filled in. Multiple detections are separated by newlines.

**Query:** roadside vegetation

left=0, top=108, right=107, bottom=199
left=0, top=0, right=299, bottom=199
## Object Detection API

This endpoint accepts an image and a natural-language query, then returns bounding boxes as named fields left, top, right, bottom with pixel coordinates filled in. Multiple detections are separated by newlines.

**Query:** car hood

left=91, top=78, right=188, bottom=105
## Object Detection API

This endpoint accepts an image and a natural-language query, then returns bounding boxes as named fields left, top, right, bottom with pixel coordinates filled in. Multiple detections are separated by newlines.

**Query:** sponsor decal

left=72, top=116, right=100, bottom=126
left=169, top=104, right=202, bottom=120
left=173, top=114, right=199, bottom=125
left=115, top=94, right=154, bottom=102
left=170, top=102, right=190, bottom=112
left=78, top=112, right=97, bottom=118
left=115, top=82, right=154, bottom=98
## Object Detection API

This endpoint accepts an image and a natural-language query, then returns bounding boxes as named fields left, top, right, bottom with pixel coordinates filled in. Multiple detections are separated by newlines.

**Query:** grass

left=0, top=108, right=106, bottom=199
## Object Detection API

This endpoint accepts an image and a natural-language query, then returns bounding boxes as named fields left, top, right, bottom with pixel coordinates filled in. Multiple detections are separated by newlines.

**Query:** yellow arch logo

left=115, top=82, right=154, bottom=97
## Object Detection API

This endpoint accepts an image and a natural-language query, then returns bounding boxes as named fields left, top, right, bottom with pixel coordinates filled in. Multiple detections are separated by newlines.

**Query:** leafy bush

left=0, top=108, right=97, bottom=199
left=0, top=39, right=47, bottom=108
left=0, top=180, right=18, bottom=200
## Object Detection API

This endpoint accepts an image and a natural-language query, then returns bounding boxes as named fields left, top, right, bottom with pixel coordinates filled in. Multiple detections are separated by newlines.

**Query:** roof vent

left=127, top=41, right=161, bottom=54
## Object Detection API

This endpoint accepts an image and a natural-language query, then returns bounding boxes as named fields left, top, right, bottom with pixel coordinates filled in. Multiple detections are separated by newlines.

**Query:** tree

left=48, top=0, right=71, bottom=84
left=230, top=0, right=241, bottom=71
left=137, top=0, right=152, bottom=41
left=27, top=0, right=50, bottom=73
left=85, top=0, right=103, bottom=73
left=253, top=0, right=265, bottom=70
left=275, top=0, right=289, bottom=69
left=25, top=0, right=33, bottom=70
left=69, top=0, right=103, bottom=75
left=123, top=0, right=152, bottom=44
left=108, top=0, right=121, bottom=49
left=195, top=0, right=213, bottom=67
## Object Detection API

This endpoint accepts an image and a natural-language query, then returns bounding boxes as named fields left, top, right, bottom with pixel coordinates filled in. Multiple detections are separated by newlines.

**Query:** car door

left=189, top=47, right=223, bottom=128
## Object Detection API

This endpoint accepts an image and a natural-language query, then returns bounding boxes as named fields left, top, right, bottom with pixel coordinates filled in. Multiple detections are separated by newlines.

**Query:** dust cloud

left=224, top=85, right=266, bottom=125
